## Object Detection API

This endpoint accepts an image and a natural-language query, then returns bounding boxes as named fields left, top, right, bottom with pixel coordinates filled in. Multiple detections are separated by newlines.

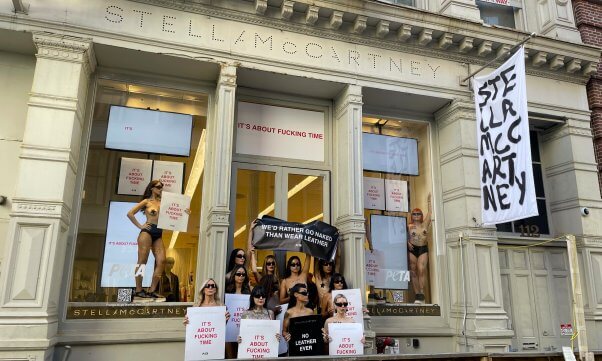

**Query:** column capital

left=218, top=62, right=238, bottom=87
left=334, top=84, right=362, bottom=117
left=32, top=32, right=96, bottom=72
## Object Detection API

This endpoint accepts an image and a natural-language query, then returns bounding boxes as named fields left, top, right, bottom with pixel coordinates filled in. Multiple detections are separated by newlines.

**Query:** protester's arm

left=424, top=193, right=432, bottom=227
left=301, top=254, right=311, bottom=277
left=279, top=279, right=289, bottom=304
left=127, top=200, right=148, bottom=230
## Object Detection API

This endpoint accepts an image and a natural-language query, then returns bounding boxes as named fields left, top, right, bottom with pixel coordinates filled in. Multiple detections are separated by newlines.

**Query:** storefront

left=0, top=0, right=601, bottom=360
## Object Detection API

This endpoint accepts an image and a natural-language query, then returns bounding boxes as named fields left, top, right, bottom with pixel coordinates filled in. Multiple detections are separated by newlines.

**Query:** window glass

left=362, top=117, right=433, bottom=306
left=68, top=79, right=208, bottom=317
left=380, top=0, right=415, bottom=6
left=476, top=1, right=516, bottom=28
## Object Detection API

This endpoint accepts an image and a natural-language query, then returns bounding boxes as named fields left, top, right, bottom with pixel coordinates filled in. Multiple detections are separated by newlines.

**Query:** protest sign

left=363, top=177, right=385, bottom=210
left=152, top=160, right=184, bottom=194
left=288, top=315, right=324, bottom=356
left=328, top=323, right=364, bottom=356
left=225, top=294, right=250, bottom=342
left=157, top=191, right=191, bottom=232
left=276, top=304, right=288, bottom=355
left=252, top=216, right=338, bottom=261
left=331, top=289, right=363, bottom=324
left=237, top=319, right=280, bottom=359
left=473, top=47, right=538, bottom=225
left=117, top=157, right=152, bottom=195
left=369, top=215, right=409, bottom=289
left=384, top=179, right=408, bottom=212
left=185, top=306, right=226, bottom=361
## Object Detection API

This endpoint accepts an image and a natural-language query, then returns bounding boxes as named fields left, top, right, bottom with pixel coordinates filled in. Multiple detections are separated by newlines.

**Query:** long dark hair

left=258, top=274, right=278, bottom=298
left=225, top=265, right=251, bottom=294
left=284, top=256, right=301, bottom=279
left=248, top=286, right=268, bottom=311
left=142, top=180, right=162, bottom=201
left=317, top=259, right=335, bottom=280
left=287, top=283, right=307, bottom=309
left=227, top=248, right=246, bottom=273
left=328, top=273, right=348, bottom=291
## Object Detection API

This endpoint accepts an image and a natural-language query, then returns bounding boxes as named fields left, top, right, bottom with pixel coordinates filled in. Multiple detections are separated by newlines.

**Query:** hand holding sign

left=185, top=306, right=227, bottom=361
left=237, top=319, right=280, bottom=359
left=327, top=323, right=364, bottom=356
left=157, top=191, right=191, bottom=232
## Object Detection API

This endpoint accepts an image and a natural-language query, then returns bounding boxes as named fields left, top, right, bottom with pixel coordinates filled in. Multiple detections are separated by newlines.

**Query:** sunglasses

left=296, top=291, right=308, bottom=296
left=253, top=295, right=266, bottom=299
left=334, top=280, right=344, bottom=284
left=290, top=263, right=300, bottom=267
left=265, top=261, right=276, bottom=266
left=322, top=262, right=334, bottom=267
left=235, top=272, right=246, bottom=277
left=205, top=284, right=217, bottom=289
left=153, top=185, right=163, bottom=189
left=335, top=302, right=349, bottom=307
left=412, top=213, right=422, bottom=216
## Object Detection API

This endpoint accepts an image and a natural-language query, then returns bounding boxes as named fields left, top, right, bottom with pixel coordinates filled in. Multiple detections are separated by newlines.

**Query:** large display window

left=362, top=117, right=435, bottom=309
left=67, top=79, right=208, bottom=318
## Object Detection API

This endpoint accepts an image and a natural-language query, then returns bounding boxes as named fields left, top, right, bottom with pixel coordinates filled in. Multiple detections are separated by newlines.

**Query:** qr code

left=117, top=288, right=133, bottom=303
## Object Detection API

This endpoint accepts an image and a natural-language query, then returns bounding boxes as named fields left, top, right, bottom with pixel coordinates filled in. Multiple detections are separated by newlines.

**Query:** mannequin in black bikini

left=127, top=180, right=167, bottom=301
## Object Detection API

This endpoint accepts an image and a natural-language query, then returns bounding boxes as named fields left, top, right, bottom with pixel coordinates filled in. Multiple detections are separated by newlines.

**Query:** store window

left=476, top=0, right=517, bottom=28
left=362, top=117, right=435, bottom=307
left=377, top=0, right=415, bottom=6
left=496, top=131, right=550, bottom=236
left=68, top=79, right=208, bottom=318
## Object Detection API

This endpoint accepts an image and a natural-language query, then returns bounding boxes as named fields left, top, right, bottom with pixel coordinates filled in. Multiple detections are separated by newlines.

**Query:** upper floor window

left=376, top=0, right=415, bottom=7
left=476, top=0, right=517, bottom=28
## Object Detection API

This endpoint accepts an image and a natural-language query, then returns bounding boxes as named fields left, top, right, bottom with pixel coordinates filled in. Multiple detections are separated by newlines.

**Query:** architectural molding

left=32, top=32, right=96, bottom=72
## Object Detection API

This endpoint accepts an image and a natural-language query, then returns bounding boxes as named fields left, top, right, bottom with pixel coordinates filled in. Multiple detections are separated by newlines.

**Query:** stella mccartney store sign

left=1, top=0, right=464, bottom=89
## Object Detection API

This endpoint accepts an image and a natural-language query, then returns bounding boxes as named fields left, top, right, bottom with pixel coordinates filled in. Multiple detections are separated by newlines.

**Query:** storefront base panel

left=51, top=342, right=183, bottom=361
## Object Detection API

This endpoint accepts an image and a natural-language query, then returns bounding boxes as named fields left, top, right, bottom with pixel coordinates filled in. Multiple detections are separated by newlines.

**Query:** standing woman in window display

left=408, top=193, right=432, bottom=304
left=127, top=180, right=168, bottom=301
left=279, top=255, right=311, bottom=304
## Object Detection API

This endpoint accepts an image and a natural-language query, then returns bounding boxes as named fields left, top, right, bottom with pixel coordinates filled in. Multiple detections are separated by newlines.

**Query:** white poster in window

left=153, top=160, right=184, bottom=194
left=473, top=47, right=538, bottom=225
left=117, top=157, right=153, bottom=195
left=365, top=250, right=382, bottom=286
left=385, top=179, right=408, bottom=212
left=101, top=201, right=154, bottom=287
left=185, top=306, right=226, bottom=361
left=331, top=289, right=363, bottom=324
left=362, top=133, right=418, bottom=175
left=363, top=177, right=385, bottom=210
left=236, top=102, right=325, bottom=162
left=328, top=323, right=364, bottom=356
left=369, top=215, right=409, bottom=290
left=237, top=319, right=280, bottom=359
left=157, top=191, right=191, bottom=232
left=276, top=304, right=288, bottom=354
left=225, top=294, right=251, bottom=342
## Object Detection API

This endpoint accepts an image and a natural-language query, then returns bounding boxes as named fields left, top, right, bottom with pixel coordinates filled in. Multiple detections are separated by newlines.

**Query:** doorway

left=499, top=247, right=573, bottom=352
left=229, top=162, right=330, bottom=276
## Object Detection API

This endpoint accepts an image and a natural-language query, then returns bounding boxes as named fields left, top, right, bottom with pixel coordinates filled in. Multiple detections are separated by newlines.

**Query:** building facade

left=0, top=0, right=601, bottom=360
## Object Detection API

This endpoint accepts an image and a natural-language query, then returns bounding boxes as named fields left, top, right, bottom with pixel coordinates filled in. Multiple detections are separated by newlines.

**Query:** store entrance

left=229, top=162, right=330, bottom=276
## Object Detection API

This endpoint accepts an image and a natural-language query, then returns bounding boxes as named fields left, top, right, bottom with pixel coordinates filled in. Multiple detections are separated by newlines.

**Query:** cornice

left=127, top=0, right=601, bottom=84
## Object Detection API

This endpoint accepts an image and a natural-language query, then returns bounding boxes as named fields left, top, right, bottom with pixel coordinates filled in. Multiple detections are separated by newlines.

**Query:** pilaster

left=534, top=0, right=582, bottom=43
left=0, top=32, right=95, bottom=358
left=439, top=0, right=481, bottom=22
left=436, top=99, right=512, bottom=352
left=332, top=85, right=366, bottom=292
left=197, top=63, right=237, bottom=291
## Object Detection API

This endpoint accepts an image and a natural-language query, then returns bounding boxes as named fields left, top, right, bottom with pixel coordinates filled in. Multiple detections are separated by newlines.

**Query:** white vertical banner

left=185, top=306, right=227, bottom=361
left=331, top=289, right=363, bottom=324
left=152, top=160, right=184, bottom=194
left=473, top=47, right=538, bottom=225
left=328, top=323, right=364, bottom=356
left=384, top=179, right=408, bottom=212
left=363, top=177, right=385, bottom=210
left=276, top=304, right=288, bottom=354
left=237, top=319, right=280, bottom=359
left=157, top=192, right=191, bottom=232
left=117, top=157, right=153, bottom=195
left=225, top=294, right=251, bottom=342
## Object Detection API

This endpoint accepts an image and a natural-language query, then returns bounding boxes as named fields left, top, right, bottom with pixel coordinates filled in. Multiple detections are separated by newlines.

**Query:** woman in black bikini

left=127, top=180, right=167, bottom=301
left=408, top=193, right=432, bottom=304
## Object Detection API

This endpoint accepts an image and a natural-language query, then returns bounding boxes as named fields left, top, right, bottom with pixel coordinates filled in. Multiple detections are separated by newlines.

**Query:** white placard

left=225, top=294, right=251, bottom=342
left=473, top=47, right=538, bottom=225
left=331, top=289, right=363, bottom=324
left=363, top=177, right=385, bottom=210
left=370, top=215, right=409, bottom=290
left=236, top=102, right=325, bottom=162
left=562, top=347, right=576, bottom=361
left=365, top=251, right=378, bottom=286
left=478, top=0, right=522, bottom=7
left=385, top=179, right=408, bottom=212
left=362, top=133, right=418, bottom=175
left=153, top=160, right=184, bottom=194
left=101, top=201, right=154, bottom=287
left=117, top=157, right=153, bottom=195
left=157, top=191, right=191, bottom=232
left=237, top=319, right=280, bottom=359
left=275, top=304, right=288, bottom=355
left=185, top=306, right=226, bottom=361
left=328, top=323, right=364, bottom=356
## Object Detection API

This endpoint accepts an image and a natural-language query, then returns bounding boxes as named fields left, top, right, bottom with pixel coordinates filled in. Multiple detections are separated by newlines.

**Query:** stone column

left=435, top=99, right=513, bottom=352
left=439, top=0, right=481, bottom=21
left=197, top=63, right=237, bottom=291
left=0, top=33, right=95, bottom=359
left=540, top=119, right=602, bottom=348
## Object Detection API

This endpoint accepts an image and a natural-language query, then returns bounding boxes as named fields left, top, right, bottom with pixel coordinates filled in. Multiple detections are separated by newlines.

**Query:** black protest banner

left=251, top=216, right=338, bottom=261
left=288, top=315, right=324, bottom=356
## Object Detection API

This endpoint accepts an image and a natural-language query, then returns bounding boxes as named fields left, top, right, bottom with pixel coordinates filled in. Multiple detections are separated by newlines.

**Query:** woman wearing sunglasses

left=408, top=193, right=432, bottom=304
left=320, top=273, right=348, bottom=320
left=314, top=258, right=339, bottom=310
left=225, top=248, right=247, bottom=282
left=183, top=278, right=230, bottom=324
left=279, top=255, right=311, bottom=304
left=282, top=283, right=314, bottom=342
left=322, top=294, right=365, bottom=346
left=127, top=180, right=173, bottom=301
left=225, top=265, right=252, bottom=295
